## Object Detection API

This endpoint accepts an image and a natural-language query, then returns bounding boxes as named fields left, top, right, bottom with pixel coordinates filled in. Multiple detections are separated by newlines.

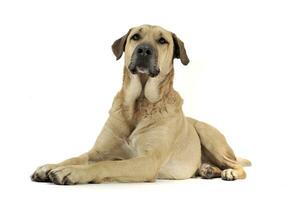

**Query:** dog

left=31, top=24, right=250, bottom=185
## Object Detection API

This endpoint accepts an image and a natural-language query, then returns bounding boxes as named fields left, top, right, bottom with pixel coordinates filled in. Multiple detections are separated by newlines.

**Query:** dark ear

left=172, top=33, right=190, bottom=65
left=111, top=29, right=131, bottom=60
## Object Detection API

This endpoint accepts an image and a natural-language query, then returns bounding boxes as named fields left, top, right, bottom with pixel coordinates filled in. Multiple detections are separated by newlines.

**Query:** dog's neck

left=119, top=66, right=182, bottom=124
left=122, top=66, right=174, bottom=105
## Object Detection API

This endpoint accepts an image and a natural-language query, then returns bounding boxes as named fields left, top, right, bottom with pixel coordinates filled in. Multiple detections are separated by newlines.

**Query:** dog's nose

left=136, top=44, right=153, bottom=57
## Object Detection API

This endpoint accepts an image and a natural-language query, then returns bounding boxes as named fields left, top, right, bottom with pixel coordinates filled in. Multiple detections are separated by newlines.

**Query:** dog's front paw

left=31, top=164, right=58, bottom=182
left=48, top=166, right=87, bottom=185
left=221, top=169, right=238, bottom=181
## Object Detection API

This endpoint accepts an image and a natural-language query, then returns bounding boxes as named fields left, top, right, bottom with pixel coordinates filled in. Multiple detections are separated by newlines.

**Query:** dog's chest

left=132, top=97, right=167, bottom=121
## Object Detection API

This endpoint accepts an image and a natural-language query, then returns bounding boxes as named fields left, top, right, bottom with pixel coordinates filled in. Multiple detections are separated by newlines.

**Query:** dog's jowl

left=31, top=25, right=251, bottom=185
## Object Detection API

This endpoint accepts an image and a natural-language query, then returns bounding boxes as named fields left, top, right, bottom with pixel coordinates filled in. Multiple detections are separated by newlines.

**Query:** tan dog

left=31, top=24, right=250, bottom=185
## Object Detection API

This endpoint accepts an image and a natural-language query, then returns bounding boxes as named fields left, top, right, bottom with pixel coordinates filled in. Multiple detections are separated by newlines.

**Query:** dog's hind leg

left=187, top=117, right=248, bottom=181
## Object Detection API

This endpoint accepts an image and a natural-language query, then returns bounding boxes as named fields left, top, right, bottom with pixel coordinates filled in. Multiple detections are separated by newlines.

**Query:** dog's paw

left=48, top=166, right=85, bottom=185
left=199, top=163, right=221, bottom=179
left=221, top=169, right=238, bottom=181
left=199, top=164, right=215, bottom=179
left=31, top=164, right=58, bottom=182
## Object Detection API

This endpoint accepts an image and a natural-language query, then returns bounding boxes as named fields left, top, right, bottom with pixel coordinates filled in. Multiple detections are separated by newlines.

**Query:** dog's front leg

left=48, top=155, right=160, bottom=185
left=48, top=123, right=176, bottom=185
left=31, top=107, right=132, bottom=183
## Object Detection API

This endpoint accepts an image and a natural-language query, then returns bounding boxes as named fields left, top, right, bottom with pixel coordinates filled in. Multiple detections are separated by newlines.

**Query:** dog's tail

left=237, top=157, right=252, bottom=167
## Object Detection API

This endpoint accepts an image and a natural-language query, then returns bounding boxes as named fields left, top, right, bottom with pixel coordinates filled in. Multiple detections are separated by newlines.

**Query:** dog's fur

left=31, top=25, right=250, bottom=185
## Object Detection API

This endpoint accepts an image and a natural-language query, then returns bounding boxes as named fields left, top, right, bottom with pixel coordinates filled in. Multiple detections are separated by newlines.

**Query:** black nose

left=136, top=44, right=153, bottom=57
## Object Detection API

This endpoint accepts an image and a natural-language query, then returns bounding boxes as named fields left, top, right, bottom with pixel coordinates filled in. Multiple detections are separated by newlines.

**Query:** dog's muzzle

left=129, top=43, right=160, bottom=77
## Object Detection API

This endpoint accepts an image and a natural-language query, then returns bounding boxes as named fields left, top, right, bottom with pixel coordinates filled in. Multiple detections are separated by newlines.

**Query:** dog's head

left=112, top=25, right=189, bottom=77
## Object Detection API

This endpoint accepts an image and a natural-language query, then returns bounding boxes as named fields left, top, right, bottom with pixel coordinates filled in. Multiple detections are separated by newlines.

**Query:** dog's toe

left=49, top=167, right=82, bottom=185
left=31, top=164, right=57, bottom=182
left=221, top=169, right=238, bottom=181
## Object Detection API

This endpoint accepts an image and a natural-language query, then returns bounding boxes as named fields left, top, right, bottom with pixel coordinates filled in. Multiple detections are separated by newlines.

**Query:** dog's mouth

left=129, top=64, right=160, bottom=78
left=136, top=66, right=149, bottom=74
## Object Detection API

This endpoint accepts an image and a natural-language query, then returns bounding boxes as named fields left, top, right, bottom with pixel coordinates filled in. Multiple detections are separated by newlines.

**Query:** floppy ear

left=111, top=29, right=131, bottom=60
left=172, top=33, right=190, bottom=65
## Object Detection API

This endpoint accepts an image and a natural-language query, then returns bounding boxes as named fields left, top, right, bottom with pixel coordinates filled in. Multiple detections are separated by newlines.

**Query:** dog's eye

left=131, top=34, right=141, bottom=41
left=158, top=37, right=167, bottom=44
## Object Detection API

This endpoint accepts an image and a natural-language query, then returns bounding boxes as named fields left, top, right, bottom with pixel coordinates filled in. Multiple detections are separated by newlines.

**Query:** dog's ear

left=111, top=29, right=131, bottom=60
left=172, top=33, right=190, bottom=65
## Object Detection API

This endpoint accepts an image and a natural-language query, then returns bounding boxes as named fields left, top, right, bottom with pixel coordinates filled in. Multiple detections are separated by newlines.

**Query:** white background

left=0, top=0, right=300, bottom=199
